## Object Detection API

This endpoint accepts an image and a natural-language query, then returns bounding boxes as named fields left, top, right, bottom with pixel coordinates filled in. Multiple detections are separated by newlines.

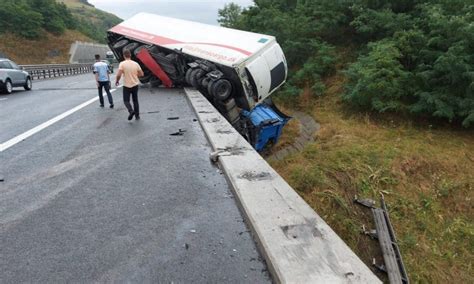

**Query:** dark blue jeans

left=98, top=81, right=113, bottom=106
left=123, top=85, right=139, bottom=115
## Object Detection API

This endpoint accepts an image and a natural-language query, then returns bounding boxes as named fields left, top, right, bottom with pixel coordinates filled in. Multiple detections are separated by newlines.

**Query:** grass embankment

left=0, top=30, right=92, bottom=64
left=59, top=0, right=122, bottom=43
left=270, top=74, right=474, bottom=282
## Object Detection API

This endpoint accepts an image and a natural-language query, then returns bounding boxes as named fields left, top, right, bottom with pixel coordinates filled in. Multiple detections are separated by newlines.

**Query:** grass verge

left=269, top=73, right=474, bottom=283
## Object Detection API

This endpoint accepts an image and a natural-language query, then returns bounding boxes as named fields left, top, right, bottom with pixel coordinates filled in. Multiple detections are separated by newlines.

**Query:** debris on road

left=170, top=129, right=186, bottom=136
left=167, top=117, right=180, bottom=120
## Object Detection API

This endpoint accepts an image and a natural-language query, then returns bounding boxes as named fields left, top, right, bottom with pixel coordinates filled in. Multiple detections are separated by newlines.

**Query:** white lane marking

left=0, top=87, right=121, bottom=152
left=0, top=98, right=7, bottom=101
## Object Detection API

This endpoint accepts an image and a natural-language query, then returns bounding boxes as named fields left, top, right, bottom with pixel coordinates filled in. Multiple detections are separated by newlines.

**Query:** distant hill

left=0, top=0, right=122, bottom=64
left=59, top=0, right=122, bottom=43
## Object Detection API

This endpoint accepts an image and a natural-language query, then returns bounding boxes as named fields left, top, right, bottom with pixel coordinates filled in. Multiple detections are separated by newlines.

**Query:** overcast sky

left=89, top=0, right=254, bottom=25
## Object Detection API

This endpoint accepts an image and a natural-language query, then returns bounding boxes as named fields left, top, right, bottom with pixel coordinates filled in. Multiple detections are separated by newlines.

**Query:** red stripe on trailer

left=110, top=25, right=252, bottom=56
left=136, top=48, right=173, bottom=88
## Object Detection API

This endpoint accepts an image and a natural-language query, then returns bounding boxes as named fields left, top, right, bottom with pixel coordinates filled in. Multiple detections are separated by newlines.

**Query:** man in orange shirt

left=115, top=49, right=144, bottom=120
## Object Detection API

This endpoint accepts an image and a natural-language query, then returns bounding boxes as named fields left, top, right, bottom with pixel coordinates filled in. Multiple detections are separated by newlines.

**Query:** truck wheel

left=202, top=77, right=211, bottom=89
left=113, top=39, right=129, bottom=51
left=185, top=68, right=194, bottom=86
left=211, top=79, right=232, bottom=101
left=123, top=42, right=141, bottom=57
left=24, top=77, right=32, bottom=90
left=191, top=69, right=206, bottom=88
left=207, top=79, right=215, bottom=97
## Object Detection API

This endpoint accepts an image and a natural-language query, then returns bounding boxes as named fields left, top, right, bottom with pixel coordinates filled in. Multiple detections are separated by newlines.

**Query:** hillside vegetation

left=59, top=0, right=122, bottom=43
left=0, top=0, right=121, bottom=64
left=0, top=31, right=92, bottom=64
left=219, top=0, right=474, bottom=282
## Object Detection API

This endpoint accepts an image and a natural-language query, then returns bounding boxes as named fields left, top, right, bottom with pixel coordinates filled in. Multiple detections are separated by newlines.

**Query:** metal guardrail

left=20, top=63, right=92, bottom=80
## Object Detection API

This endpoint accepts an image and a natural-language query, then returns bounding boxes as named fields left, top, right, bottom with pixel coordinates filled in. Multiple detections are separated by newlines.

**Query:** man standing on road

left=115, top=49, right=144, bottom=120
left=93, top=54, right=114, bottom=108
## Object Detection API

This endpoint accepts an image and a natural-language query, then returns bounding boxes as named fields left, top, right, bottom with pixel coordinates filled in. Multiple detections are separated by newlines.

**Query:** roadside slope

left=0, top=30, right=92, bottom=64
left=269, top=73, right=474, bottom=283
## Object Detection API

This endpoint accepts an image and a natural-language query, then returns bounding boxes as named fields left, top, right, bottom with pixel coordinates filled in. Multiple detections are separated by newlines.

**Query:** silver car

left=0, top=58, right=32, bottom=94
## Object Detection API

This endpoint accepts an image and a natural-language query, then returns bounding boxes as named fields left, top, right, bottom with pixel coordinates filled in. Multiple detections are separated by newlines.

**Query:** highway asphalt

left=0, top=75, right=270, bottom=282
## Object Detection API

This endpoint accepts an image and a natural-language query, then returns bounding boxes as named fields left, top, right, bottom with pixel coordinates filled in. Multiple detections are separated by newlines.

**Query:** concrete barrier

left=185, top=88, right=381, bottom=284
left=69, top=41, right=111, bottom=64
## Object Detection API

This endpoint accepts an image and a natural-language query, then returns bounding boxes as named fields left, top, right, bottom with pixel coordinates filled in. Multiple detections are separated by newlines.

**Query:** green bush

left=0, top=0, right=43, bottom=38
left=344, top=40, right=413, bottom=112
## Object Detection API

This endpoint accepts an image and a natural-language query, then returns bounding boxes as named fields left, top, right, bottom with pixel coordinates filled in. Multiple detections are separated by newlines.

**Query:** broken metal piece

left=362, top=225, right=378, bottom=239
left=359, top=194, right=409, bottom=284
left=167, top=117, right=179, bottom=120
left=354, top=195, right=376, bottom=208
left=379, top=194, right=410, bottom=284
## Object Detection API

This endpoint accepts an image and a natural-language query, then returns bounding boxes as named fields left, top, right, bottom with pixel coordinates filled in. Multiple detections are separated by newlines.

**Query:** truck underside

left=107, top=33, right=289, bottom=151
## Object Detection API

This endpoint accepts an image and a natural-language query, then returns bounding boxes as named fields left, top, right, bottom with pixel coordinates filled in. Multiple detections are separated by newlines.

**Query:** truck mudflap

left=241, top=101, right=291, bottom=152
left=135, top=47, right=173, bottom=88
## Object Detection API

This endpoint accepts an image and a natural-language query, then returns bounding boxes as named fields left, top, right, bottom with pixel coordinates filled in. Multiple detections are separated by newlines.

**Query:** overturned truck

left=107, top=13, right=289, bottom=151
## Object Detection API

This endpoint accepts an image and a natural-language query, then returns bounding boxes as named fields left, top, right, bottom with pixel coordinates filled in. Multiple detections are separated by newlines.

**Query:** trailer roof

left=109, top=13, right=276, bottom=67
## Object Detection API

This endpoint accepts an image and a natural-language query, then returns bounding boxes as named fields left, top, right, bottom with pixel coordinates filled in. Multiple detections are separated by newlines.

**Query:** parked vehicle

left=107, top=13, right=289, bottom=151
left=105, top=50, right=116, bottom=63
left=102, top=60, right=114, bottom=74
left=0, top=58, right=32, bottom=94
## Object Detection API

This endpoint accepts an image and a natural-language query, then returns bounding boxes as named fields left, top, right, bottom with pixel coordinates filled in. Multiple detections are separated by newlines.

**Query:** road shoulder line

left=185, top=88, right=381, bottom=284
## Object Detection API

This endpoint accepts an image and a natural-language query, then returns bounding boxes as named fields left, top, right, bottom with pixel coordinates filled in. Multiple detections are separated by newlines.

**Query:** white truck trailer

left=107, top=13, right=289, bottom=151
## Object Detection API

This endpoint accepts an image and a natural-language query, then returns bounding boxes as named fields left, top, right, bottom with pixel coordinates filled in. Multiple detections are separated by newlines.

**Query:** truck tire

left=113, top=39, right=129, bottom=51
left=201, top=77, right=211, bottom=89
left=211, top=79, right=232, bottom=101
left=185, top=68, right=194, bottom=86
left=207, top=79, right=215, bottom=97
left=123, top=42, right=141, bottom=57
left=190, top=69, right=206, bottom=88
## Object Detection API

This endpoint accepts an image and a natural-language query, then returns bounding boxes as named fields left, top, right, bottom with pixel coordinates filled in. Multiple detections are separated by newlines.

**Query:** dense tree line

left=0, top=0, right=121, bottom=43
left=219, top=0, right=474, bottom=127
left=0, top=0, right=76, bottom=38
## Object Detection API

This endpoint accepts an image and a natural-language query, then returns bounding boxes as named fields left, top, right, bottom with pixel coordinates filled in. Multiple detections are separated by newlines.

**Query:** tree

left=218, top=3, right=243, bottom=28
